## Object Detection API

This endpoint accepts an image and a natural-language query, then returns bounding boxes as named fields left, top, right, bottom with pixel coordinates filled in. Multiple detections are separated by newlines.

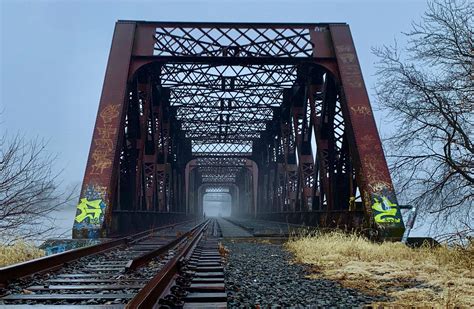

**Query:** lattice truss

left=195, top=158, right=246, bottom=183
left=160, top=64, right=298, bottom=156
left=204, top=186, right=230, bottom=193
left=312, top=77, right=348, bottom=175
left=154, top=26, right=313, bottom=57
left=203, top=192, right=232, bottom=203
left=154, top=26, right=315, bottom=183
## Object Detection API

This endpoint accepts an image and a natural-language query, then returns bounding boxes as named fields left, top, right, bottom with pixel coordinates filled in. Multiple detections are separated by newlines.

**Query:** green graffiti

left=372, top=196, right=401, bottom=223
left=75, top=198, right=104, bottom=225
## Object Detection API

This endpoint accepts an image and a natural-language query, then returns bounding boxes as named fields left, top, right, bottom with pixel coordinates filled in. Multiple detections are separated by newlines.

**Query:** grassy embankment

left=0, top=242, right=44, bottom=267
left=286, top=232, right=473, bottom=307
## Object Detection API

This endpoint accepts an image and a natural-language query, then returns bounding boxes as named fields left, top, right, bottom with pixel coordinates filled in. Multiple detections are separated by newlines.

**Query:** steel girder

left=73, top=21, right=405, bottom=240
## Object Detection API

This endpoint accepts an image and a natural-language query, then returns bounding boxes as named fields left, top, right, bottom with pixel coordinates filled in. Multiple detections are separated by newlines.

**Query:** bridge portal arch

left=72, top=21, right=405, bottom=240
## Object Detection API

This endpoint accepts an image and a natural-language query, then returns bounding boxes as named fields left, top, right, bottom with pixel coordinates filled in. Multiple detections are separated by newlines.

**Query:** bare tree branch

left=373, top=0, right=473, bottom=234
left=0, top=133, right=75, bottom=244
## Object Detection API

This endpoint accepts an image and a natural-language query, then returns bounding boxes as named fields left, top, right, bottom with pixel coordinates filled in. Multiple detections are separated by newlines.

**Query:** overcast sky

left=1, top=0, right=430, bottom=235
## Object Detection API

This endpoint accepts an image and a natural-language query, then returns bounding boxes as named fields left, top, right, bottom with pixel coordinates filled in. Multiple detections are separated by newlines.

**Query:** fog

left=2, top=0, right=439, bottom=238
left=203, top=193, right=232, bottom=217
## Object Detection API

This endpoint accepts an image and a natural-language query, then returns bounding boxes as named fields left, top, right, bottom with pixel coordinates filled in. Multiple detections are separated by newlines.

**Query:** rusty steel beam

left=73, top=23, right=136, bottom=239
left=328, top=24, right=404, bottom=238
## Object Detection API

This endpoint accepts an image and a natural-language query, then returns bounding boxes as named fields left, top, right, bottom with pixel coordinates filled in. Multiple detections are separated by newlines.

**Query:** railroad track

left=0, top=219, right=227, bottom=308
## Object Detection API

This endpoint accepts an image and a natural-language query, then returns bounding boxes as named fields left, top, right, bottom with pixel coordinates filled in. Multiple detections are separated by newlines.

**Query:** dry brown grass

left=218, top=242, right=230, bottom=259
left=285, top=232, right=474, bottom=307
left=0, top=241, right=45, bottom=267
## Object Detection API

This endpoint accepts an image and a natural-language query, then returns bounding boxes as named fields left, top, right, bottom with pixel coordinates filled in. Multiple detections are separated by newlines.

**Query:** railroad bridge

left=72, top=21, right=405, bottom=240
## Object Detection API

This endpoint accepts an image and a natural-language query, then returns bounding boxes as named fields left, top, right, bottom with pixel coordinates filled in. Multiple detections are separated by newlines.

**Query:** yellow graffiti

left=100, top=104, right=120, bottom=124
left=75, top=198, right=104, bottom=224
left=90, top=104, right=120, bottom=175
left=372, top=196, right=401, bottom=223
left=97, top=124, right=117, bottom=139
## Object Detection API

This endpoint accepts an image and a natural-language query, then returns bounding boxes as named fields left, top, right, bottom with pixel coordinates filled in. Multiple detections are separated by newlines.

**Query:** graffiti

left=91, top=148, right=112, bottom=174
left=73, top=184, right=108, bottom=235
left=41, top=239, right=100, bottom=255
left=82, top=185, right=107, bottom=201
left=350, top=105, right=372, bottom=116
left=343, top=65, right=363, bottom=88
left=95, top=138, right=113, bottom=150
left=359, top=155, right=403, bottom=226
left=371, top=195, right=401, bottom=223
left=361, top=154, right=392, bottom=192
left=91, top=160, right=113, bottom=174
left=83, top=184, right=107, bottom=200
left=368, top=181, right=392, bottom=193
left=75, top=198, right=106, bottom=225
left=335, top=45, right=363, bottom=88
left=359, top=134, right=382, bottom=152
left=100, top=104, right=120, bottom=123
left=91, top=104, right=120, bottom=175
left=364, top=155, right=379, bottom=173
left=336, top=45, right=363, bottom=88
left=97, top=124, right=117, bottom=139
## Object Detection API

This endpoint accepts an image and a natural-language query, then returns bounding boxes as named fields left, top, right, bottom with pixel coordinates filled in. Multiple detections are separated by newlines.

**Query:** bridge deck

left=216, top=218, right=253, bottom=238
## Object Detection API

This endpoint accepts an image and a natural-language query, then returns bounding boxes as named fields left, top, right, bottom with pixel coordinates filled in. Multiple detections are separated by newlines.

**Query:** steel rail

left=125, top=220, right=206, bottom=271
left=0, top=220, right=193, bottom=288
left=126, top=220, right=210, bottom=308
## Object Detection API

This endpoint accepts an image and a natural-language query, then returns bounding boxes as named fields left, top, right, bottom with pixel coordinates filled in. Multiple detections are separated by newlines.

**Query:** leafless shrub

left=0, top=134, right=74, bottom=244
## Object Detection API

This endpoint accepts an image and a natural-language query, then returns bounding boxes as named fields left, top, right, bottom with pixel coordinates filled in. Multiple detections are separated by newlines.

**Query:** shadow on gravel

left=223, top=241, right=391, bottom=308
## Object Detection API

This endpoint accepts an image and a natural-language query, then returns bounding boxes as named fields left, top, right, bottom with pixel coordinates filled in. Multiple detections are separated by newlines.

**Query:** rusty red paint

left=73, top=21, right=404, bottom=240
left=329, top=24, right=404, bottom=237
left=73, top=22, right=136, bottom=239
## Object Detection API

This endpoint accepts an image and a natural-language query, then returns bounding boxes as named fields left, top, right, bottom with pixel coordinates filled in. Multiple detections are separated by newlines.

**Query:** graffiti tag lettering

left=75, top=198, right=106, bottom=225
left=83, top=184, right=107, bottom=200
left=100, top=104, right=120, bottom=124
left=350, top=105, right=372, bottom=116
left=369, top=181, right=391, bottom=193
left=91, top=104, right=120, bottom=175
left=371, top=196, right=401, bottom=223
left=359, top=134, right=382, bottom=152
left=97, top=124, right=117, bottom=139
left=72, top=185, right=108, bottom=239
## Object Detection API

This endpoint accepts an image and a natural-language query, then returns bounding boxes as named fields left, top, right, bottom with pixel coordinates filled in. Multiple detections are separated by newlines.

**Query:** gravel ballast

left=224, top=241, right=389, bottom=308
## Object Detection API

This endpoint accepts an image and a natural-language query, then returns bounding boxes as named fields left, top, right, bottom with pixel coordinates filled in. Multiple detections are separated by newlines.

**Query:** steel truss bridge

left=72, top=21, right=405, bottom=240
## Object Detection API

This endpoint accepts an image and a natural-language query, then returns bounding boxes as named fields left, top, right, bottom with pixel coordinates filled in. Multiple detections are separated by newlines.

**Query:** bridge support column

left=290, top=83, right=316, bottom=213
left=329, top=25, right=404, bottom=238
left=72, top=23, right=136, bottom=239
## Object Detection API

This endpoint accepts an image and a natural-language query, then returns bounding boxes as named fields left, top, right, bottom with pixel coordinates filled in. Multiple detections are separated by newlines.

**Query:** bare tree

left=0, top=134, right=74, bottom=244
left=373, top=0, right=473, bottom=232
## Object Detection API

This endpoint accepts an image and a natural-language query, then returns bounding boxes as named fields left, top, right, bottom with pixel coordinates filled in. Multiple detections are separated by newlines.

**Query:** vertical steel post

left=73, top=22, right=136, bottom=239
left=329, top=25, right=404, bottom=238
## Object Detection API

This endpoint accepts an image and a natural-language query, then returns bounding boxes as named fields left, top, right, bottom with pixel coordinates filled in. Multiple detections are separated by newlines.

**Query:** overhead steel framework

left=73, top=21, right=405, bottom=240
